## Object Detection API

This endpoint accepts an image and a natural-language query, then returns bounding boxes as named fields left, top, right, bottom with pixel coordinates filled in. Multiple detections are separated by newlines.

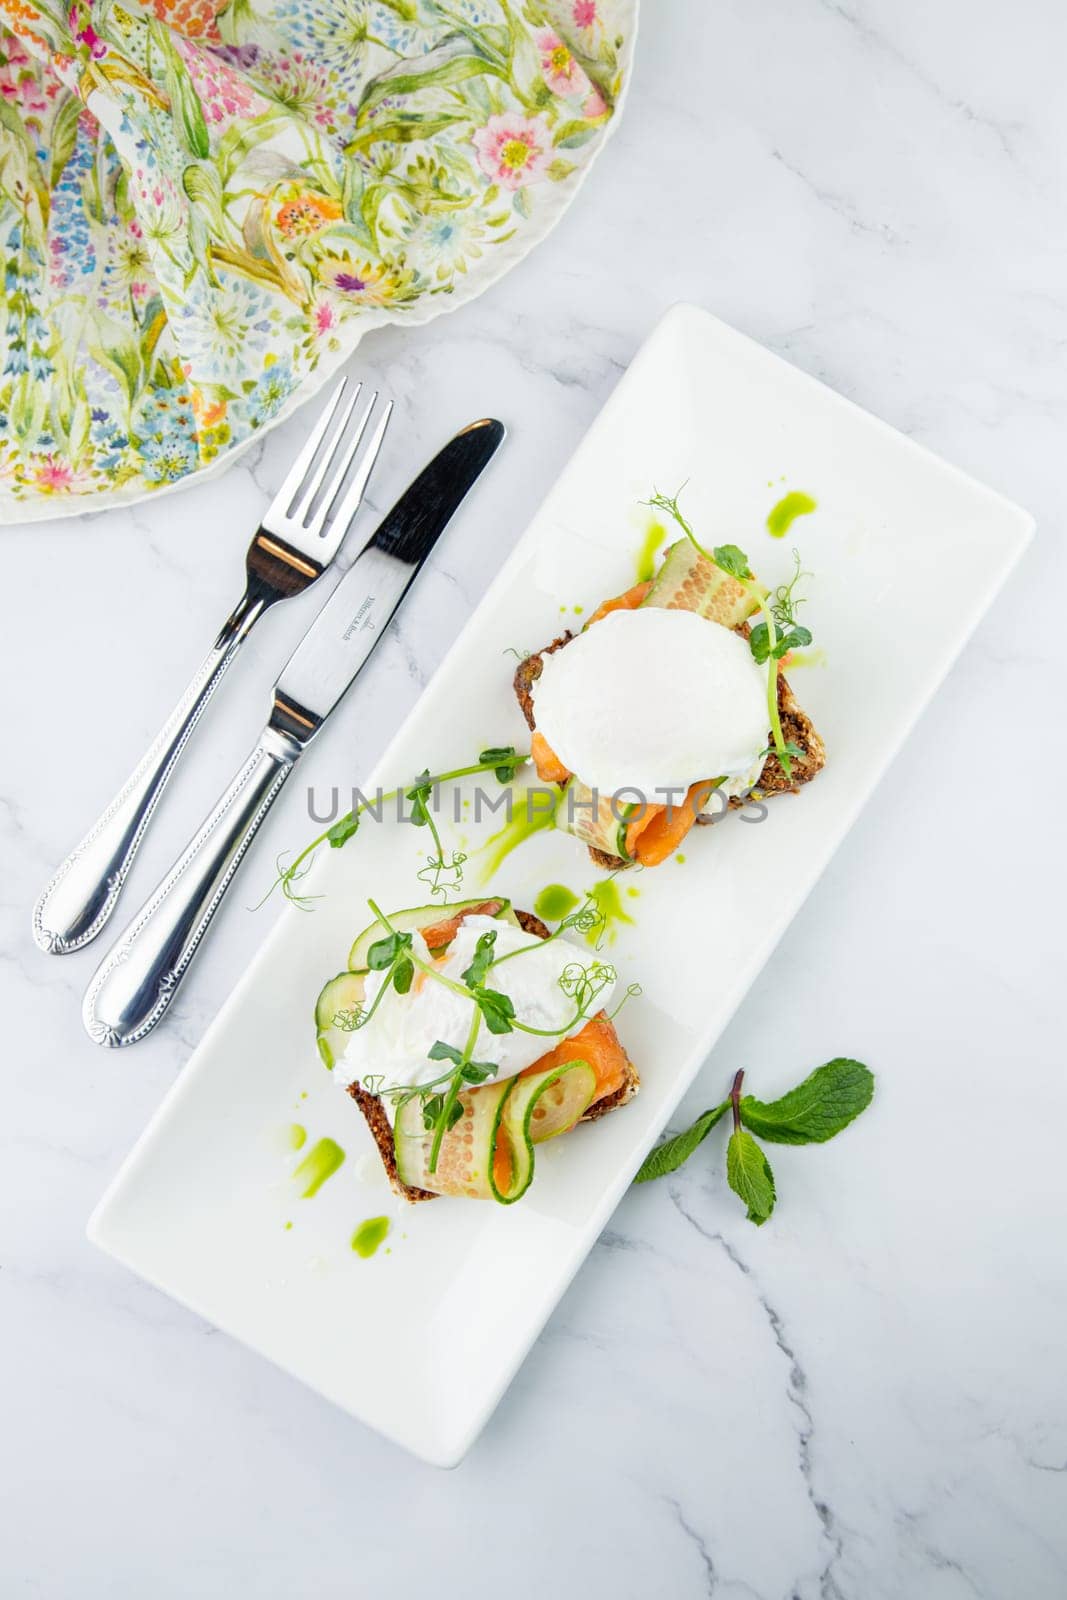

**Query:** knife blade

left=82, top=418, right=505, bottom=1048
left=270, top=416, right=505, bottom=742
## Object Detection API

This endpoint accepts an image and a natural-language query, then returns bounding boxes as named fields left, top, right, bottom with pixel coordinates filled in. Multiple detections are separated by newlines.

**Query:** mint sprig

left=726, top=1129, right=777, bottom=1226
left=740, top=1057, right=873, bottom=1144
left=629, top=1102, right=730, bottom=1183
left=634, top=1058, right=873, bottom=1225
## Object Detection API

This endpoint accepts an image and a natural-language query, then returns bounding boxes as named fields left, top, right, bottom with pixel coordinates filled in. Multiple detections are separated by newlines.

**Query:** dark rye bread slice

left=347, top=908, right=640, bottom=1203
left=513, top=623, right=826, bottom=868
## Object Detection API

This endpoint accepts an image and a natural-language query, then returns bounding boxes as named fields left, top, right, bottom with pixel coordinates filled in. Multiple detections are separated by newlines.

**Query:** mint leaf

left=634, top=1102, right=730, bottom=1183
left=740, top=1059, right=873, bottom=1145
left=712, top=543, right=753, bottom=581
left=327, top=812, right=359, bottom=848
left=726, top=1130, right=776, bottom=1225
left=461, top=929, right=497, bottom=989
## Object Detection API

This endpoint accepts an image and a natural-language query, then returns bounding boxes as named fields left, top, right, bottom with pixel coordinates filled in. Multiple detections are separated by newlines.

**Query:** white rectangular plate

left=89, top=304, right=1033, bottom=1465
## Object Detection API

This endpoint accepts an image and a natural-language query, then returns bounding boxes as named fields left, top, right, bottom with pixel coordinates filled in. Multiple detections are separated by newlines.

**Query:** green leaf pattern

left=0, top=0, right=632, bottom=516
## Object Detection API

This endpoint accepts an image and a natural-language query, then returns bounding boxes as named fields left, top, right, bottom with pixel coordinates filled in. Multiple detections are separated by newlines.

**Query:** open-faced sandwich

left=514, top=497, right=826, bottom=870
left=316, top=896, right=638, bottom=1203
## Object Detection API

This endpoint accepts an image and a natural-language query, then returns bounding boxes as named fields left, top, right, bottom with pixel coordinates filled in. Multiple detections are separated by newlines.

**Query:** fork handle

left=82, top=727, right=299, bottom=1048
left=32, top=586, right=268, bottom=955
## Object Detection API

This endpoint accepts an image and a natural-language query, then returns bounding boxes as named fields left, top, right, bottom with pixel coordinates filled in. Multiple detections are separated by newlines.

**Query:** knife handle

left=82, top=727, right=298, bottom=1049
left=32, top=587, right=267, bottom=955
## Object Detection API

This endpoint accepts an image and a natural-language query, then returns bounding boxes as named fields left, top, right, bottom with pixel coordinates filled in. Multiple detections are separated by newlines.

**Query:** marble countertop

left=5, top=2, right=1066, bottom=1594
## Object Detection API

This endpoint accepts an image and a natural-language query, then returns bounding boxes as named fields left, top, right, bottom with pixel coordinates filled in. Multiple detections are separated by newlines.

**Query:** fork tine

left=317, top=399, right=393, bottom=551
left=302, top=390, right=383, bottom=544
left=291, top=381, right=364, bottom=528
left=270, top=376, right=349, bottom=520
left=300, top=388, right=375, bottom=539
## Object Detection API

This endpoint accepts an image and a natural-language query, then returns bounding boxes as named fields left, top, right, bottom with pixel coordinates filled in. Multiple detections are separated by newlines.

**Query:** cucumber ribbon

left=394, top=1060, right=598, bottom=1202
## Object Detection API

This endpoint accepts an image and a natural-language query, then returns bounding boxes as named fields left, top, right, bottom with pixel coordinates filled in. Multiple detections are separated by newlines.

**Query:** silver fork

left=32, top=378, right=392, bottom=955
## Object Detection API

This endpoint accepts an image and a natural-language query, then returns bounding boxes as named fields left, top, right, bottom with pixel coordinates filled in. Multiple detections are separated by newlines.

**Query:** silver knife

left=82, top=418, right=505, bottom=1049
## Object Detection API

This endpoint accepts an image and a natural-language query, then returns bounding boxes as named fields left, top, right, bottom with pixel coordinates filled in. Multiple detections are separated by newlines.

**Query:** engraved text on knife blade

left=343, top=595, right=377, bottom=639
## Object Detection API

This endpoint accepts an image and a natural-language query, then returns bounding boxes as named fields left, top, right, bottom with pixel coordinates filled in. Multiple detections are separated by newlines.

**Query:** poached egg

left=530, top=606, right=769, bottom=794
left=340, top=915, right=613, bottom=1098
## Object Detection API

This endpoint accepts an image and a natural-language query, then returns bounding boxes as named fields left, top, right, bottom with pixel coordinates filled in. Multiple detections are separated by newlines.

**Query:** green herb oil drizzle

left=766, top=492, right=816, bottom=539
left=293, top=1137, right=345, bottom=1198
left=476, top=795, right=557, bottom=881
left=534, top=884, right=579, bottom=922
left=635, top=518, right=667, bottom=583
left=587, top=878, right=636, bottom=945
left=351, top=1216, right=391, bottom=1258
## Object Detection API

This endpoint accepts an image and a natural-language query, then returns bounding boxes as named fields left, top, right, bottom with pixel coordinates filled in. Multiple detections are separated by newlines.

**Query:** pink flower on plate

left=583, top=88, right=607, bottom=119
left=471, top=113, right=552, bottom=191
left=175, top=37, right=261, bottom=125
left=572, top=0, right=598, bottom=27
left=0, top=39, right=58, bottom=114
left=311, top=294, right=341, bottom=340
left=33, top=455, right=77, bottom=493
left=68, top=3, right=107, bottom=58
left=535, top=28, right=590, bottom=97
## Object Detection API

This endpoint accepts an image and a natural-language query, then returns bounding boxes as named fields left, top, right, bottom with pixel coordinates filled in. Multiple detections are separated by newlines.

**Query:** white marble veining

left=4, top=1, right=1066, bottom=1593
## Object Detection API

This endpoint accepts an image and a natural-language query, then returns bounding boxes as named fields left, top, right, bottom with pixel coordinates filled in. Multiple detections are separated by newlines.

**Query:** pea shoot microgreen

left=558, top=958, right=618, bottom=1017
left=635, top=1059, right=874, bottom=1224
left=347, top=893, right=639, bottom=1175
left=406, top=769, right=468, bottom=899
left=261, top=747, right=529, bottom=910
left=427, top=1040, right=499, bottom=1085
left=473, top=987, right=517, bottom=1035
left=460, top=927, right=497, bottom=988
left=326, top=813, right=360, bottom=848
left=366, top=929, right=412, bottom=969
left=478, top=746, right=528, bottom=784
left=644, top=488, right=815, bottom=780
left=427, top=1004, right=483, bottom=1166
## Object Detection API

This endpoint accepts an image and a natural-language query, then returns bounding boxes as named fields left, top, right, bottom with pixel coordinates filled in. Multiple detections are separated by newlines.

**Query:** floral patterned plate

left=0, top=0, right=635, bottom=520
